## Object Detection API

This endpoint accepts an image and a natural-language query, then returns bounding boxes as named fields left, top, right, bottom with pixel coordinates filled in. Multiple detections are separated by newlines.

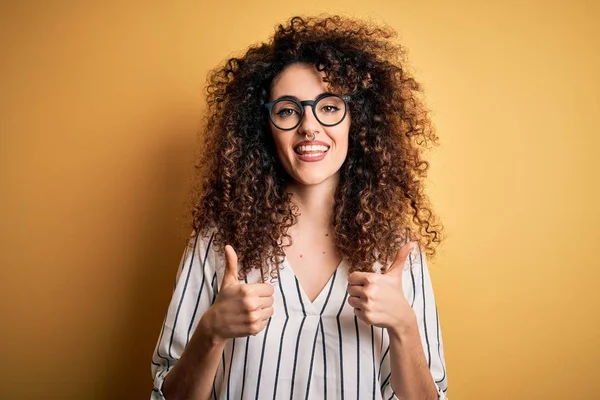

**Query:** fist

left=347, top=242, right=417, bottom=331
left=205, top=245, right=275, bottom=341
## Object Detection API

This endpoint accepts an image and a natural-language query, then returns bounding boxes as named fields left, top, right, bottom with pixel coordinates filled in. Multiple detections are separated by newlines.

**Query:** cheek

left=333, top=128, right=350, bottom=152
left=271, top=134, right=292, bottom=161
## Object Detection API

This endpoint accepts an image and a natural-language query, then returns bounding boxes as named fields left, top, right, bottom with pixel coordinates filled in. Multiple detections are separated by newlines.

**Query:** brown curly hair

left=184, top=15, right=444, bottom=279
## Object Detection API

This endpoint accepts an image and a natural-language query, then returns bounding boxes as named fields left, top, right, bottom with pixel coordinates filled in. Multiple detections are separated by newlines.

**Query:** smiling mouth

left=293, top=144, right=330, bottom=156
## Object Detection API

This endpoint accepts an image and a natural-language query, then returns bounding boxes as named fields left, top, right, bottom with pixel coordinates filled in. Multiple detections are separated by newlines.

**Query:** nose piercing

left=305, top=132, right=316, bottom=141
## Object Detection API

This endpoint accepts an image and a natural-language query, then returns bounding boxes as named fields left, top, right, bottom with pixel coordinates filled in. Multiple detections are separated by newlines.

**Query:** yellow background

left=1, top=1, right=598, bottom=399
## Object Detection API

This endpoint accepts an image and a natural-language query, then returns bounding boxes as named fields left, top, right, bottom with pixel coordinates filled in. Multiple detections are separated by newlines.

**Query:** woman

left=151, top=15, right=447, bottom=400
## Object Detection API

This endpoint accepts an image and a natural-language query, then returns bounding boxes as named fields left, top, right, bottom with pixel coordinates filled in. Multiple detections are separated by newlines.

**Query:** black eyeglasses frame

left=264, top=93, right=351, bottom=131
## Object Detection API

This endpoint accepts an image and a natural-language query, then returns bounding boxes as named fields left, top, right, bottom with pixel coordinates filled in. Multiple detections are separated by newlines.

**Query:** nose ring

left=305, top=132, right=316, bottom=141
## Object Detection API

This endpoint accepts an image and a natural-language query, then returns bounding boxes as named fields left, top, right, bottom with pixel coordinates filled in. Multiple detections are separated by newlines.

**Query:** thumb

left=222, top=245, right=240, bottom=286
left=386, top=241, right=415, bottom=274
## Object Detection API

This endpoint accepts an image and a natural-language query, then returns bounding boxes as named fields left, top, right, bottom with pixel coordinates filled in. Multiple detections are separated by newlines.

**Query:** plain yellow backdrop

left=1, top=0, right=598, bottom=399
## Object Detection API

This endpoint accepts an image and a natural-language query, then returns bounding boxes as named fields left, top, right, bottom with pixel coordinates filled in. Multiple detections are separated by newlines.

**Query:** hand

left=347, top=242, right=417, bottom=334
left=203, top=245, right=274, bottom=343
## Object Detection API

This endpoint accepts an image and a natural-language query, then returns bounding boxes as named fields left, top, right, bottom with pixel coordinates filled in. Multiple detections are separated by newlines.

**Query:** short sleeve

left=150, top=232, right=218, bottom=399
left=381, top=247, right=449, bottom=399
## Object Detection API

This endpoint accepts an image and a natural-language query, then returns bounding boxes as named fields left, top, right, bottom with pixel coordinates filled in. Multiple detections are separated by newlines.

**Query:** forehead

left=270, top=63, right=329, bottom=100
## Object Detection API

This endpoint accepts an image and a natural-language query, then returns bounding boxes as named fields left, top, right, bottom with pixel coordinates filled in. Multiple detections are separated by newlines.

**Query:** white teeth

left=296, top=145, right=329, bottom=153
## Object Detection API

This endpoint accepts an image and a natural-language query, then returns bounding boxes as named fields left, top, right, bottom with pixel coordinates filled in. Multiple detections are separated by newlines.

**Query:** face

left=267, top=63, right=351, bottom=187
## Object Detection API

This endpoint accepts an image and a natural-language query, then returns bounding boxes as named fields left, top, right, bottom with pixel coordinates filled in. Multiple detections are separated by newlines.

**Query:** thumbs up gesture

left=347, top=242, right=417, bottom=333
left=204, top=245, right=275, bottom=343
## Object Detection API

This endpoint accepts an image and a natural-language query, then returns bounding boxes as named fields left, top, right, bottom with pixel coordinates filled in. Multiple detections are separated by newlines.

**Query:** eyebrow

left=271, top=92, right=332, bottom=102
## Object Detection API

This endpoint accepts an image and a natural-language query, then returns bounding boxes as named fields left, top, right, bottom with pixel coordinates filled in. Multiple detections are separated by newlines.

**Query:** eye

left=320, top=105, right=340, bottom=113
left=275, top=108, right=299, bottom=118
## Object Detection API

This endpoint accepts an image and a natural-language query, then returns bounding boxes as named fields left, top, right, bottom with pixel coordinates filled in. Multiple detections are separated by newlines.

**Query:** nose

left=297, top=104, right=320, bottom=136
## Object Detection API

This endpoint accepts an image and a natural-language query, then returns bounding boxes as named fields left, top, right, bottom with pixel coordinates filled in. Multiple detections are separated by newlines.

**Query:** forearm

left=388, top=317, right=439, bottom=400
left=162, top=311, right=225, bottom=400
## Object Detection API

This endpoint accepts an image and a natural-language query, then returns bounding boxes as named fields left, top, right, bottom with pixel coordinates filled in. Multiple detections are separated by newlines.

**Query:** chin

left=292, top=171, right=339, bottom=186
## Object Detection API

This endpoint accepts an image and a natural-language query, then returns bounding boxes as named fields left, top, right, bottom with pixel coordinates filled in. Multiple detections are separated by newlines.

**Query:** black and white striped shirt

left=151, top=232, right=448, bottom=399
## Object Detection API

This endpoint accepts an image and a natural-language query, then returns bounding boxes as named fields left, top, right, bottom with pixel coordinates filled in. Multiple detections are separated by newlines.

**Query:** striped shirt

left=150, top=232, right=448, bottom=399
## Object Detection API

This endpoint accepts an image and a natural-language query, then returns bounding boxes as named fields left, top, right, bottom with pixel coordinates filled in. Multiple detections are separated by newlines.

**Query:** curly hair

left=184, top=15, right=444, bottom=279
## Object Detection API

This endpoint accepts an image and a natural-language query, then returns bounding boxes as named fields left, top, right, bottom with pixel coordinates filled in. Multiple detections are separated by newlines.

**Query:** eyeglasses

left=264, top=93, right=351, bottom=131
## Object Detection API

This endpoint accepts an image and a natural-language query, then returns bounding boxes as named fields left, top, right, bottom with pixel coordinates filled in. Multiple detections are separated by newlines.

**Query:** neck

left=285, top=176, right=338, bottom=230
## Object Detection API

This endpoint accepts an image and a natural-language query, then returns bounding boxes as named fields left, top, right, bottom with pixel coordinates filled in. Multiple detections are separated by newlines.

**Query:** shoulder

left=180, top=228, right=220, bottom=277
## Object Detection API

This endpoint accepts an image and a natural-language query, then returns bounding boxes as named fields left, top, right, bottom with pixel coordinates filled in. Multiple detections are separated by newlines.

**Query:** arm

left=347, top=243, right=448, bottom=400
left=387, top=319, right=441, bottom=400
left=150, top=233, right=221, bottom=400
left=150, top=239, right=274, bottom=400
left=161, top=312, right=225, bottom=400
left=385, top=249, right=448, bottom=399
